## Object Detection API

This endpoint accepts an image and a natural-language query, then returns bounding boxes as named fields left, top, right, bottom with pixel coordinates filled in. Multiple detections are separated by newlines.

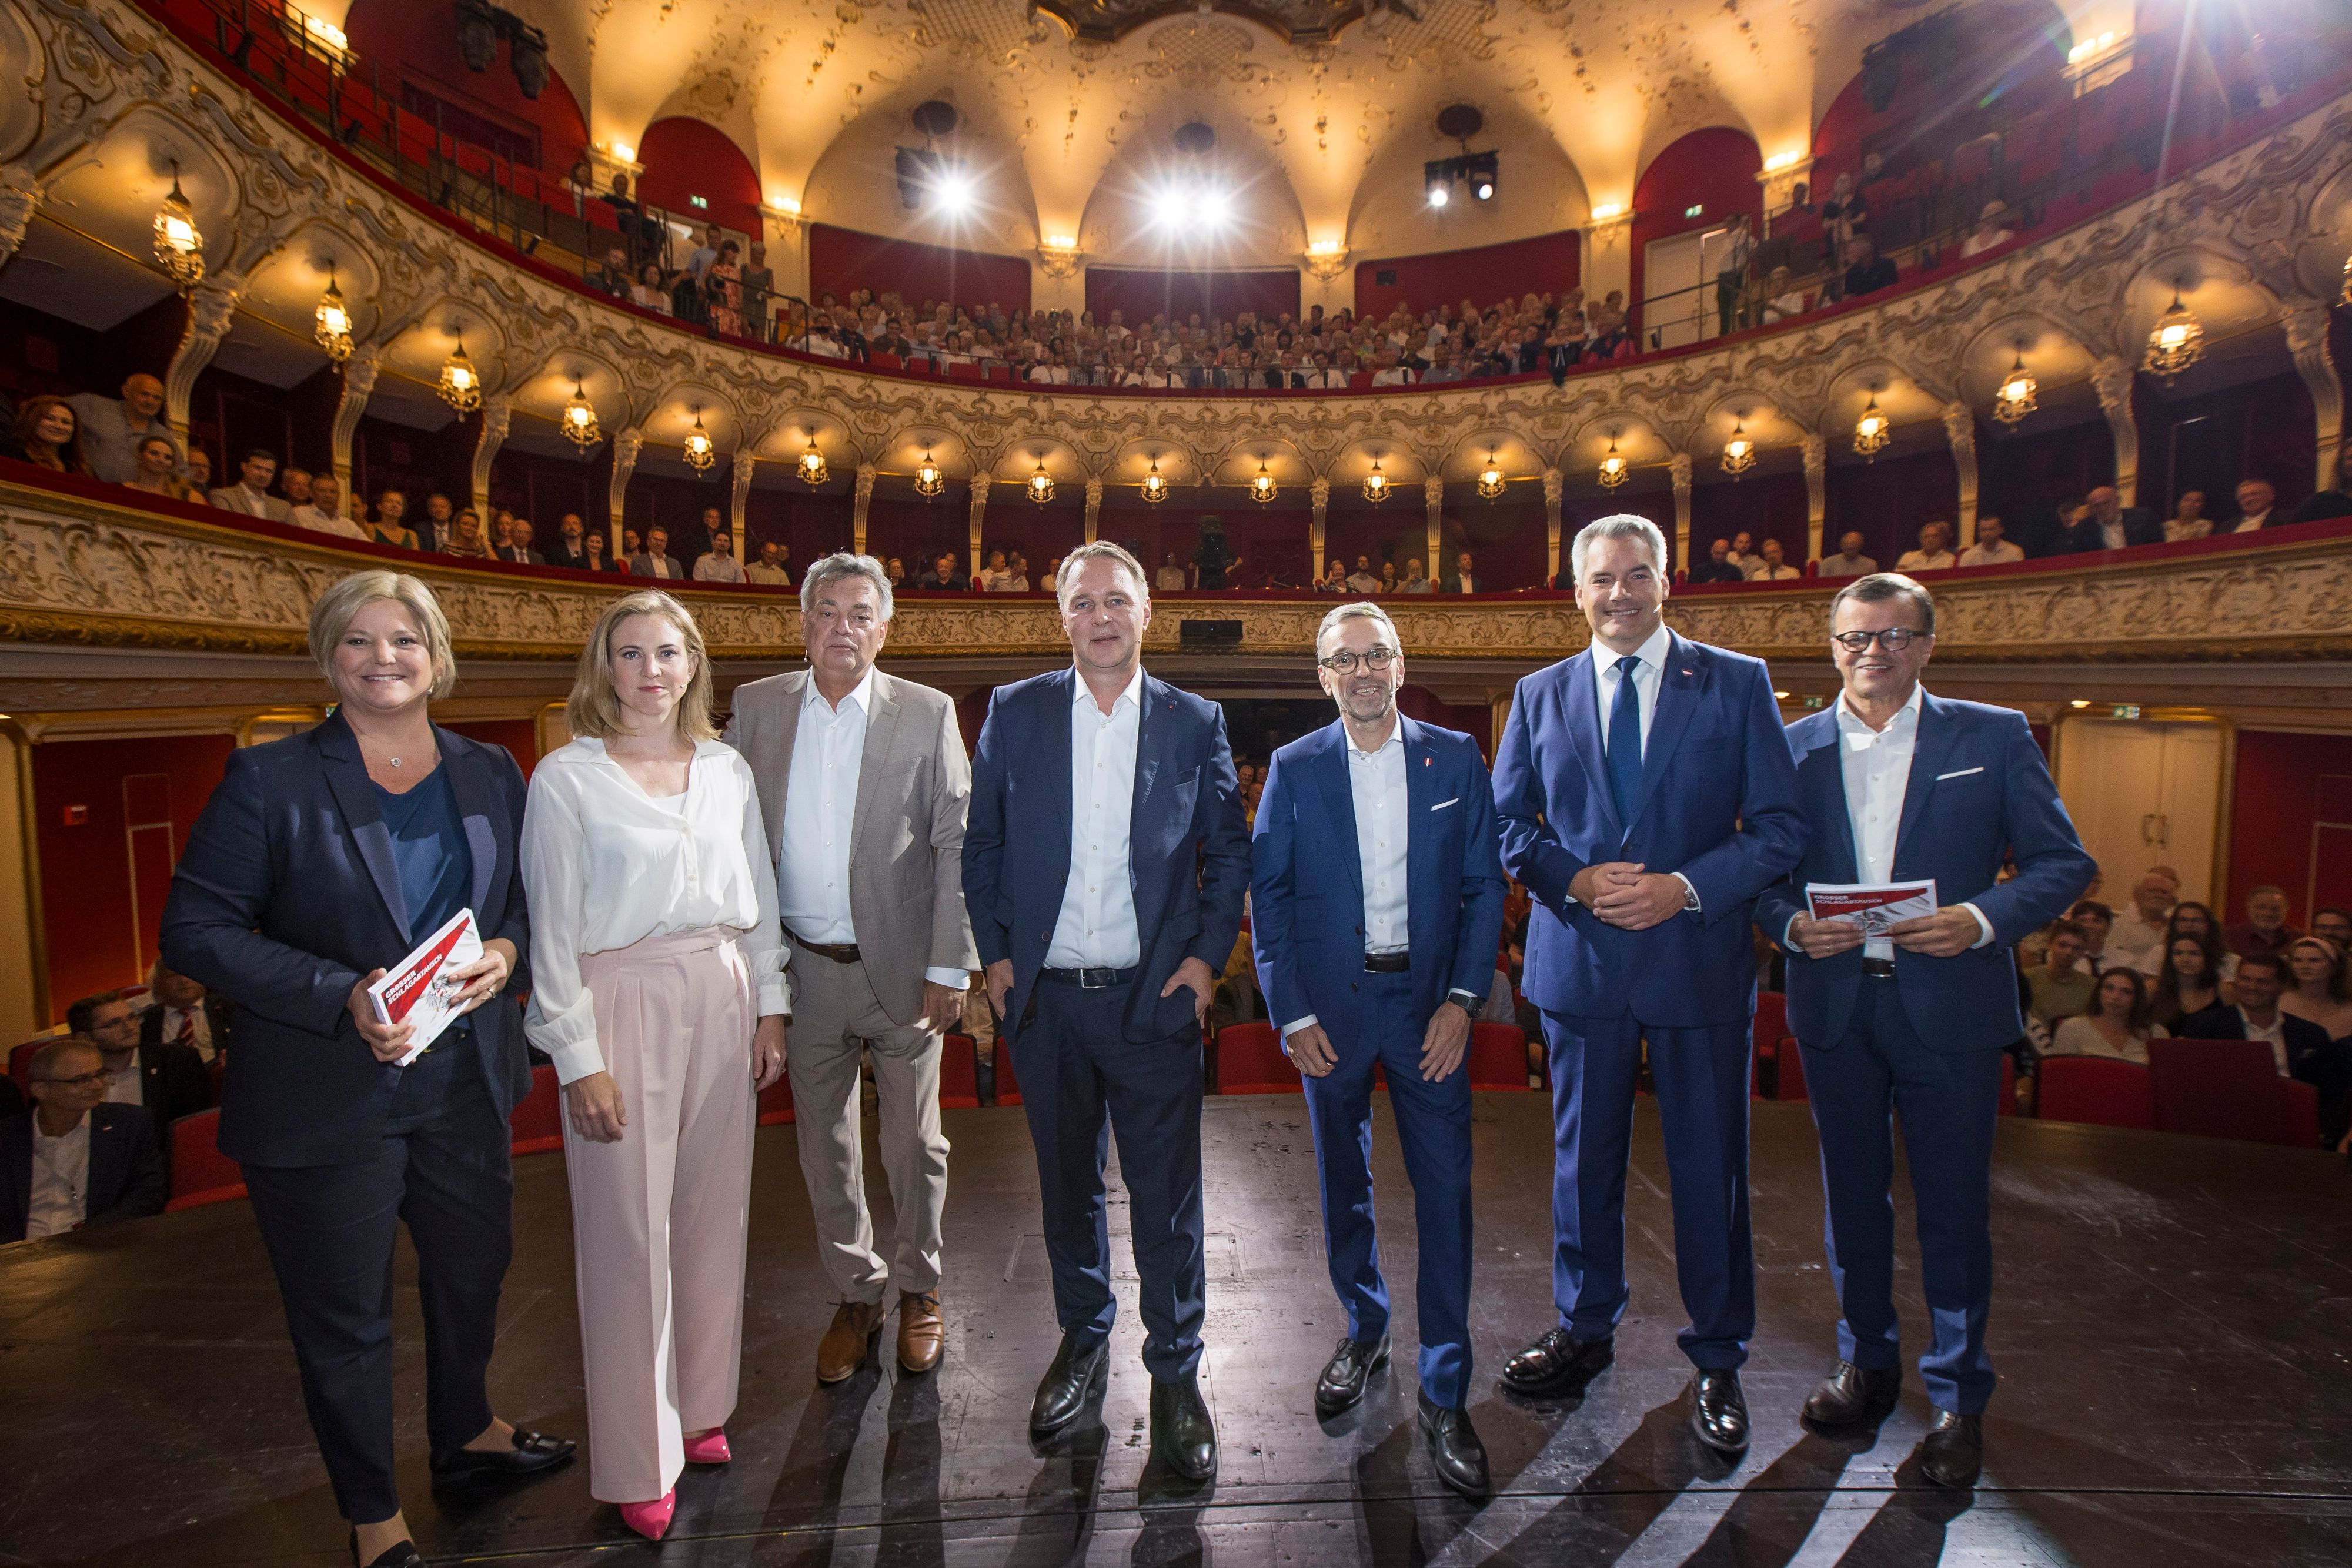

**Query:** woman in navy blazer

left=162, top=571, right=572, bottom=1568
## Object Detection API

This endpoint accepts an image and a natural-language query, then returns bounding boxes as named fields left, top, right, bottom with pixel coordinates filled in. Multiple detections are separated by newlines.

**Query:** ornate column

left=852, top=462, right=876, bottom=556
left=1801, top=431, right=1828, bottom=562
left=1084, top=476, right=1103, bottom=544
left=607, top=427, right=643, bottom=543
left=470, top=394, right=512, bottom=525
left=329, top=348, right=378, bottom=493
left=967, top=474, right=989, bottom=579
left=1669, top=452, right=1694, bottom=570
left=1542, top=467, right=1564, bottom=585
left=0, top=165, right=43, bottom=269
left=165, top=272, right=246, bottom=439
left=2284, top=300, right=2344, bottom=496
left=2092, top=354, right=2140, bottom=507
left=1943, top=401, right=1979, bottom=546
left=736, top=454, right=763, bottom=560
left=1309, top=477, right=1331, bottom=580
left=1424, top=474, right=1445, bottom=584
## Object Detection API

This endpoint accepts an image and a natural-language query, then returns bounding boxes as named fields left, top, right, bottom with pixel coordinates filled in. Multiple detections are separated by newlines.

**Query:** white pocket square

left=1936, top=766, right=1985, bottom=781
left=1431, top=797, right=1460, bottom=810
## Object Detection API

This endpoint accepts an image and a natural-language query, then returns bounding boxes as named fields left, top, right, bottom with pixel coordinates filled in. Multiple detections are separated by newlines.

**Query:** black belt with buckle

left=1364, top=950, right=1411, bottom=974
left=789, top=929, right=862, bottom=965
left=1862, top=957, right=1897, bottom=979
left=1040, top=965, right=1137, bottom=990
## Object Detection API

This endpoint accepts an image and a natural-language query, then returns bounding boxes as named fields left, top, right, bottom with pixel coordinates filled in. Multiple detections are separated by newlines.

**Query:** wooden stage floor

left=4, top=1095, right=2349, bottom=1566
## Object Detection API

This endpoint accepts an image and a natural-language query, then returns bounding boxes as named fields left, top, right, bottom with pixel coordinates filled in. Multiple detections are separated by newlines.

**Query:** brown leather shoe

left=816, top=1300, right=883, bottom=1384
left=898, top=1290, right=945, bottom=1374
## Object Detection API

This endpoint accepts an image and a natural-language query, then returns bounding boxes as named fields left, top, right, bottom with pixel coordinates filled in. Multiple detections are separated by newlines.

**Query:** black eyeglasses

left=1318, top=647, right=1399, bottom=674
left=35, top=1070, right=113, bottom=1089
left=1830, top=627, right=1927, bottom=653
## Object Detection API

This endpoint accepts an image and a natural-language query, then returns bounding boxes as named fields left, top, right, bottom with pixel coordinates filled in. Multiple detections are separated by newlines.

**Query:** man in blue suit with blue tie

left=1493, top=515, right=1806, bottom=1455
left=1250, top=602, right=1507, bottom=1497
left=1756, top=574, right=2091, bottom=1487
left=964, top=541, right=1250, bottom=1483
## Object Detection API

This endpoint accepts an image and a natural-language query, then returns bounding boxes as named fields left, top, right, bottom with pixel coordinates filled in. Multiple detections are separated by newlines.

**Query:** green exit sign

left=1684, top=203, right=1703, bottom=218
left=2112, top=703, right=2141, bottom=719
left=689, top=195, right=709, bottom=209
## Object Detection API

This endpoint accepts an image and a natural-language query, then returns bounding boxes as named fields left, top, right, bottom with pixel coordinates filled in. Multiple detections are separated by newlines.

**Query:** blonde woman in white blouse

left=522, top=590, right=787, bottom=1542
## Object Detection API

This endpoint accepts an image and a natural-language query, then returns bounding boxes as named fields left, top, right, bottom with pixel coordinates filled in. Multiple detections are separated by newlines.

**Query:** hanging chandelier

left=913, top=446, right=944, bottom=497
left=1362, top=456, right=1390, bottom=504
left=683, top=410, right=715, bottom=471
left=1250, top=456, right=1278, bottom=504
left=437, top=338, right=482, bottom=412
left=1597, top=439, right=1629, bottom=489
left=1992, top=349, right=2037, bottom=426
left=561, top=378, right=600, bottom=447
left=152, top=161, right=203, bottom=292
left=797, top=441, right=829, bottom=486
left=1027, top=460, right=1056, bottom=503
left=1141, top=453, right=1167, bottom=504
left=1477, top=452, right=1506, bottom=499
left=1852, top=394, right=1890, bottom=461
left=313, top=266, right=354, bottom=362
left=2142, top=290, right=2204, bottom=381
left=1719, top=420, right=1755, bottom=478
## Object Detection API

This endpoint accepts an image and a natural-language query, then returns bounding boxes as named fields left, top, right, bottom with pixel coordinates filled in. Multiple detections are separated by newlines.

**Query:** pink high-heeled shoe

left=618, top=1490, right=676, bottom=1541
left=683, top=1428, right=731, bottom=1465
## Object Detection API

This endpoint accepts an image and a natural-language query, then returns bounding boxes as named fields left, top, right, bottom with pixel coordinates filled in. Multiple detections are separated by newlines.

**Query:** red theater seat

left=940, top=1032, right=980, bottom=1109
left=2148, top=1038, right=2315, bottom=1146
left=757, top=1075, right=796, bottom=1126
left=509, top=1064, right=563, bottom=1155
left=8, top=1037, right=46, bottom=1089
left=1468, top=1023, right=1530, bottom=1091
left=163, top=1109, right=246, bottom=1211
left=1214, top=1021, right=1301, bottom=1095
left=2036, top=1056, right=2155, bottom=1130
left=993, top=1038, right=1023, bottom=1106
left=870, top=351, right=903, bottom=372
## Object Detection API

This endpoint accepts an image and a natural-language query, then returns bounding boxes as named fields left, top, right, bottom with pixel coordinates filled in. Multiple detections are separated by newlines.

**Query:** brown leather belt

left=789, top=929, right=861, bottom=964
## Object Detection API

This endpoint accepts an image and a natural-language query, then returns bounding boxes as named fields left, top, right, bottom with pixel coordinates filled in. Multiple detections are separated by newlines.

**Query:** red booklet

left=366, top=908, right=482, bottom=1065
left=1805, top=881, right=1937, bottom=938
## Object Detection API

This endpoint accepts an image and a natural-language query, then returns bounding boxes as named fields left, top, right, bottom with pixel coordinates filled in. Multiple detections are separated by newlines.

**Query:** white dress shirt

left=1046, top=669, right=1144, bottom=971
left=291, top=505, right=366, bottom=539
left=1792, top=684, right=1993, bottom=958
left=1895, top=549, right=1957, bottom=571
left=102, top=1055, right=143, bottom=1106
left=1958, top=540, right=2023, bottom=566
left=693, top=553, right=747, bottom=583
left=1282, top=721, right=1409, bottom=1037
left=2231, top=510, right=2271, bottom=534
left=28, top=1117, right=91, bottom=1241
left=2240, top=1007, right=2290, bottom=1075
left=1581, top=623, right=1700, bottom=911
left=522, top=737, right=789, bottom=1084
left=158, top=1004, right=214, bottom=1060
left=776, top=671, right=967, bottom=991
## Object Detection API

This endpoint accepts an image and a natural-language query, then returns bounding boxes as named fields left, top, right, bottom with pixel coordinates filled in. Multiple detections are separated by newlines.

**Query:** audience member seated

left=179, top=445, right=212, bottom=499
left=493, top=516, right=544, bottom=566
left=1152, top=551, right=1188, bottom=591
left=2176, top=951, right=2337, bottom=1105
left=2064, top=486, right=2161, bottom=553
left=1315, top=560, right=1347, bottom=593
left=1959, top=199, right=2017, bottom=258
left=140, top=962, right=232, bottom=1062
left=2314, top=907, right=2352, bottom=950
left=2163, top=490, right=2210, bottom=540
left=1750, top=538, right=1800, bottom=580
left=977, top=549, right=1013, bottom=591
left=1719, top=530, right=1760, bottom=578
left=1894, top=520, right=1957, bottom=571
left=209, top=448, right=290, bottom=520
left=626, top=526, right=684, bottom=580
left=1818, top=531, right=1876, bottom=579
left=2281, top=937, right=2352, bottom=1042
left=1345, top=555, right=1382, bottom=593
left=693, top=524, right=746, bottom=583
left=592, top=247, right=630, bottom=299
left=1758, top=265, right=1807, bottom=325
left=68, top=374, right=179, bottom=483
left=2151, top=931, right=2231, bottom=1031
left=2069, top=899, right=2115, bottom=971
left=1399, top=557, right=1430, bottom=593
left=2223, top=478, right=2278, bottom=533
left=120, top=434, right=195, bottom=503
left=6, top=396, right=93, bottom=474
left=364, top=489, right=418, bottom=550
left=2024, top=919, right=2096, bottom=1025
left=743, top=540, right=790, bottom=586
left=2227, top=884, right=2300, bottom=958
left=1689, top=538, right=1746, bottom=583
left=580, top=527, right=621, bottom=573
left=998, top=552, right=1033, bottom=591
left=543, top=514, right=590, bottom=570
left=1840, top=234, right=1899, bottom=299
left=2049, top=967, right=2167, bottom=1065
left=2112, top=870, right=2179, bottom=976
left=416, top=492, right=455, bottom=551
left=2290, top=443, right=2352, bottom=523
left=1440, top=551, right=1481, bottom=593
left=440, top=507, right=491, bottom=558
left=631, top=262, right=673, bottom=316
left=1957, top=514, right=2023, bottom=566
left=288, top=472, right=361, bottom=538
left=281, top=469, right=313, bottom=511
left=69, top=989, right=211, bottom=1156
left=916, top=551, right=968, bottom=591
left=2, top=1038, right=166, bottom=1243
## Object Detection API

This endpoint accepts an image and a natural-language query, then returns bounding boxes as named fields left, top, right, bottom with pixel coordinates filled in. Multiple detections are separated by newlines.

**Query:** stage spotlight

left=1200, top=188, right=1232, bottom=226
left=1468, top=151, right=1498, bottom=202
left=1426, top=178, right=1450, bottom=209
left=1474, top=174, right=1494, bottom=200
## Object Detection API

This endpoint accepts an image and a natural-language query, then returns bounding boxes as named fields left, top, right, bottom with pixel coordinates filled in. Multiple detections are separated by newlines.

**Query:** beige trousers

left=566, top=927, right=755, bottom=1503
left=787, top=953, right=949, bottom=1302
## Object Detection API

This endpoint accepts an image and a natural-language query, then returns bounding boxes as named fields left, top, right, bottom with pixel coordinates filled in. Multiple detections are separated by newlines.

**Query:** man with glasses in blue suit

left=1757, top=574, right=2090, bottom=1487
left=1492, top=514, right=1808, bottom=1455
left=1249, top=601, right=1508, bottom=1497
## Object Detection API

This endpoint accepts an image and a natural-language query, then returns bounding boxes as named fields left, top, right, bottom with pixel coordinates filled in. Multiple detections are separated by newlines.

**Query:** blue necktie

left=1606, top=654, right=1643, bottom=830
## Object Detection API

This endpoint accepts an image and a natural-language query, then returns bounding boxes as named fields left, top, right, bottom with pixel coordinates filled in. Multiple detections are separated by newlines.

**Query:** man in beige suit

left=725, top=552, right=978, bottom=1383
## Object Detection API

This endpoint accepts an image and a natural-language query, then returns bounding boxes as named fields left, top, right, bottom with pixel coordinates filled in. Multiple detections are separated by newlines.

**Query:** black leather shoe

left=1689, top=1369, right=1750, bottom=1456
left=1499, top=1326, right=1615, bottom=1398
left=1917, top=1409, right=1983, bottom=1488
left=1028, top=1333, right=1109, bottom=1440
left=350, top=1533, right=424, bottom=1568
left=427, top=1426, right=577, bottom=1480
left=1802, top=1361, right=1902, bottom=1428
left=1416, top=1390, right=1493, bottom=1500
left=1315, top=1332, right=1391, bottom=1416
left=1148, top=1375, right=1218, bottom=1482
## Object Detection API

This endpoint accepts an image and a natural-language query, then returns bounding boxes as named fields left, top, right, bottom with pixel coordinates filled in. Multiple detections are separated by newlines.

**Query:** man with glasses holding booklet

left=1758, top=573, right=2092, bottom=1487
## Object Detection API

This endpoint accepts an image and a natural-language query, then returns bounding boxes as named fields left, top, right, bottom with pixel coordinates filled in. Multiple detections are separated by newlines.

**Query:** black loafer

left=350, top=1533, right=424, bottom=1568
left=1917, top=1409, right=1983, bottom=1488
left=1148, top=1374, right=1218, bottom=1482
left=1689, top=1369, right=1750, bottom=1456
left=1315, top=1332, right=1391, bottom=1416
left=428, top=1426, right=577, bottom=1480
left=1416, top=1390, right=1493, bottom=1500
left=1499, top=1326, right=1614, bottom=1398
left=1029, top=1333, right=1110, bottom=1440
left=1802, top=1360, right=1902, bottom=1428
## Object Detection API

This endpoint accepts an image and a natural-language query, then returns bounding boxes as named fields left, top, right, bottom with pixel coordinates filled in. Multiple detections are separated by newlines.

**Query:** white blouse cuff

left=548, top=1037, right=607, bottom=1086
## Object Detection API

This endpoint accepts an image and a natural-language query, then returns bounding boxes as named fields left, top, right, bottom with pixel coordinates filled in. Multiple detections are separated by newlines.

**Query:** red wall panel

left=1689, top=470, right=1813, bottom=567
left=1084, top=268, right=1302, bottom=328
left=1352, top=229, right=1581, bottom=322
left=343, top=0, right=589, bottom=175
left=808, top=225, right=1032, bottom=315
left=2228, top=730, right=2352, bottom=928
left=1630, top=128, right=1762, bottom=336
left=33, top=735, right=235, bottom=1017
left=636, top=117, right=763, bottom=239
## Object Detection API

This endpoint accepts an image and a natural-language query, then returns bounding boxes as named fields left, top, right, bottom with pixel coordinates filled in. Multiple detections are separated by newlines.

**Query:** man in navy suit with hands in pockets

left=1756, top=573, right=2091, bottom=1488
left=1250, top=601, right=1507, bottom=1497
left=963, top=541, right=1250, bottom=1483
left=1492, top=514, right=1807, bottom=1456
